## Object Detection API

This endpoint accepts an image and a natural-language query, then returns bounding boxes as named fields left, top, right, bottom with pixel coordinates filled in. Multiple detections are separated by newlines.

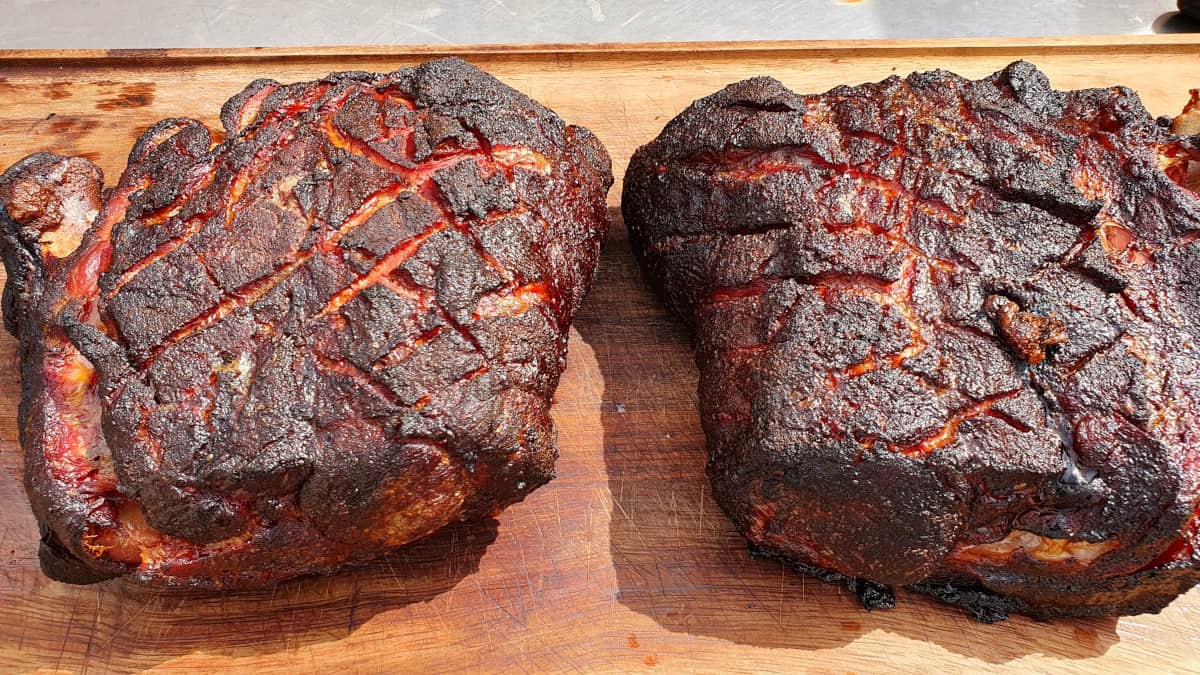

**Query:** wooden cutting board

left=2, top=37, right=1200, bottom=673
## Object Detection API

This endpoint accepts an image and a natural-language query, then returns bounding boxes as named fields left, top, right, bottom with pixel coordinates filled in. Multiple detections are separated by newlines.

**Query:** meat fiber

left=0, top=57, right=611, bottom=587
left=622, top=61, right=1200, bottom=620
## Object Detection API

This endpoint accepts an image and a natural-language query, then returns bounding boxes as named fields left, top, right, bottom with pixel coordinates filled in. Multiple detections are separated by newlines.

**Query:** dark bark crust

left=0, top=57, right=612, bottom=587
left=623, top=61, right=1200, bottom=619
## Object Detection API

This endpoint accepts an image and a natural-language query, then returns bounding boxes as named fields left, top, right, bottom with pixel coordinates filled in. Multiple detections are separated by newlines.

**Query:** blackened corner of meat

left=37, top=526, right=118, bottom=585
left=0, top=57, right=612, bottom=587
left=909, top=581, right=1021, bottom=624
left=751, top=540, right=897, bottom=611
left=847, top=578, right=898, bottom=612
left=623, top=60, right=1200, bottom=619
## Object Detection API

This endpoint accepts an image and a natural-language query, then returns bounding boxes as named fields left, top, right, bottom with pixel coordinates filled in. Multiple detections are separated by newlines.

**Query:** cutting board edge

left=0, top=34, right=1197, bottom=63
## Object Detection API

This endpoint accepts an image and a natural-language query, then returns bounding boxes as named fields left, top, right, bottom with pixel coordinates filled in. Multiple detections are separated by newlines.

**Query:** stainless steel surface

left=0, top=0, right=1184, bottom=49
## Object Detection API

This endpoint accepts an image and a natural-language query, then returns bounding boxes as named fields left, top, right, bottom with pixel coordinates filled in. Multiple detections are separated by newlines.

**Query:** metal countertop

left=1, top=0, right=1193, bottom=49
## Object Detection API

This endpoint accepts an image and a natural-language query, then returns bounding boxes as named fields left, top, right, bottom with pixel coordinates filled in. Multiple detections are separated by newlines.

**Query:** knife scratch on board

left=79, top=585, right=102, bottom=671
left=53, top=590, right=82, bottom=672
left=99, top=591, right=152, bottom=650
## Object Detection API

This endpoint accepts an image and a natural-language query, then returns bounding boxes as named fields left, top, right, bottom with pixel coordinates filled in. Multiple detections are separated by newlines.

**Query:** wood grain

left=1, top=38, right=1199, bottom=673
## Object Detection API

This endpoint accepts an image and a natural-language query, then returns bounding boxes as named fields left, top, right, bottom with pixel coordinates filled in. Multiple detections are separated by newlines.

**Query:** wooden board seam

left=0, top=34, right=1198, bottom=63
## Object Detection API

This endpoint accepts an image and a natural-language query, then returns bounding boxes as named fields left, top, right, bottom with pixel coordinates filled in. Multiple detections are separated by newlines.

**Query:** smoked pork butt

left=622, top=62, right=1200, bottom=619
left=0, top=57, right=612, bottom=587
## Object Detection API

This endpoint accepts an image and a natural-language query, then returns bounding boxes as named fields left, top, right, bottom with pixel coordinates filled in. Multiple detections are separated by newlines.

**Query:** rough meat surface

left=622, top=61, right=1200, bottom=619
left=0, top=57, right=612, bottom=587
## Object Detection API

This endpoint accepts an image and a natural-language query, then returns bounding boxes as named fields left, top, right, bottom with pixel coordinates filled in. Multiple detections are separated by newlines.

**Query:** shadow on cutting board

left=0, top=480, right=498, bottom=671
left=577, top=211, right=1119, bottom=663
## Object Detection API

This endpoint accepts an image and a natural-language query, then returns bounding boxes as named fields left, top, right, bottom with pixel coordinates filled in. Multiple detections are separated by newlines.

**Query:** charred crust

left=37, top=526, right=119, bottom=585
left=0, top=152, right=103, bottom=333
left=849, top=578, right=897, bottom=611
left=220, top=78, right=281, bottom=134
left=625, top=61, right=1200, bottom=618
left=909, top=581, right=1022, bottom=624
left=0, top=206, right=37, bottom=335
